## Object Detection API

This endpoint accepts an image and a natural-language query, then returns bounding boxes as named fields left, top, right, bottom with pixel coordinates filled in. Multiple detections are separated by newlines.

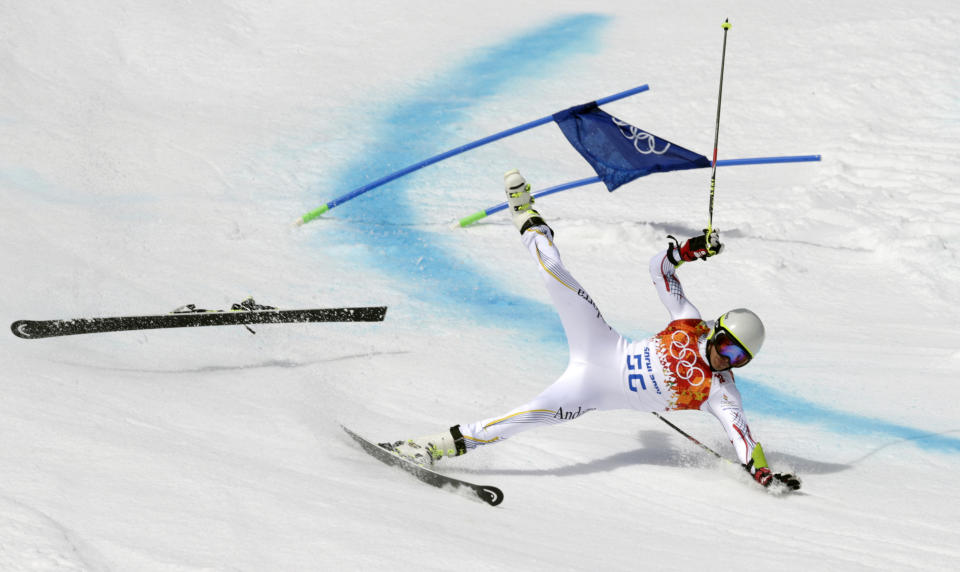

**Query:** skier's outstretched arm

left=648, top=230, right=724, bottom=321
left=705, top=383, right=801, bottom=490
left=649, top=248, right=701, bottom=321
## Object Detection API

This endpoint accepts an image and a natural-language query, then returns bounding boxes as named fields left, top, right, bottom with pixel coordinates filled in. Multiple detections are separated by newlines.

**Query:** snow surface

left=2, top=1, right=959, bottom=570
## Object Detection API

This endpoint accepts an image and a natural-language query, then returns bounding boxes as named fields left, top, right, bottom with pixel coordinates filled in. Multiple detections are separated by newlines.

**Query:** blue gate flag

left=552, top=102, right=711, bottom=191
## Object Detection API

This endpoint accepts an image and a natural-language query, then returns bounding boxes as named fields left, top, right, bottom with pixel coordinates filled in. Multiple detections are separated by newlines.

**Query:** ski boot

left=504, top=169, right=549, bottom=234
left=379, top=425, right=467, bottom=467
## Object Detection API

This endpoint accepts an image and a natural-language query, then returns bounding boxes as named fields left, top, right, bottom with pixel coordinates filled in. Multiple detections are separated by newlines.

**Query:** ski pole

left=706, top=18, right=732, bottom=255
left=651, top=412, right=724, bottom=460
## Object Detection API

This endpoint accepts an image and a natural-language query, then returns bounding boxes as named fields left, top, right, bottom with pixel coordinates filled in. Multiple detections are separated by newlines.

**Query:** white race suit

left=458, top=225, right=762, bottom=466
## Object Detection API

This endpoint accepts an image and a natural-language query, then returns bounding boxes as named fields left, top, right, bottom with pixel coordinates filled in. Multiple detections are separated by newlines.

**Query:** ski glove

left=773, top=472, right=802, bottom=491
left=667, top=229, right=723, bottom=265
left=750, top=468, right=802, bottom=490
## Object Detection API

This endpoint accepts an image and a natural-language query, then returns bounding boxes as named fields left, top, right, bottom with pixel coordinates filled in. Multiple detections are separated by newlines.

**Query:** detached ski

left=341, top=425, right=503, bottom=507
left=12, top=300, right=387, bottom=339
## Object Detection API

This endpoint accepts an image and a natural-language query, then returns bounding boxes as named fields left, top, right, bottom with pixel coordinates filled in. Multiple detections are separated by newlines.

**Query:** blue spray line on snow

left=311, top=15, right=959, bottom=455
left=315, top=14, right=612, bottom=344
left=736, top=378, right=960, bottom=453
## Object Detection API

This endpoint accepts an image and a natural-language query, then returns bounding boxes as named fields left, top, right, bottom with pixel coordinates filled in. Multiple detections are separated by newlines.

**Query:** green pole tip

left=455, top=210, right=488, bottom=228
left=299, top=204, right=330, bottom=225
left=722, top=20, right=731, bottom=30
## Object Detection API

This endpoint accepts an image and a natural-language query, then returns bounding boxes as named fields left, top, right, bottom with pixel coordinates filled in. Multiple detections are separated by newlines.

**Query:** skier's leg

left=388, top=358, right=633, bottom=463
left=521, top=226, right=620, bottom=363
left=504, top=168, right=619, bottom=363
left=457, top=362, right=624, bottom=452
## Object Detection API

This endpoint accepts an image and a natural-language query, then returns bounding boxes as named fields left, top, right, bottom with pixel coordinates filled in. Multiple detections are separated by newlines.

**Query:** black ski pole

left=652, top=412, right=724, bottom=460
left=706, top=18, right=732, bottom=254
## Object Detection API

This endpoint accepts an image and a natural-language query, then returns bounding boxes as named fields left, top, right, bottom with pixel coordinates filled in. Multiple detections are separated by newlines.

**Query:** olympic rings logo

left=612, top=117, right=671, bottom=155
left=666, top=330, right=708, bottom=387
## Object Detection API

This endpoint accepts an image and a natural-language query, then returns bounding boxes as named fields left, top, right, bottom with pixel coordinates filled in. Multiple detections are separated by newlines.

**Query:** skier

left=383, top=169, right=800, bottom=491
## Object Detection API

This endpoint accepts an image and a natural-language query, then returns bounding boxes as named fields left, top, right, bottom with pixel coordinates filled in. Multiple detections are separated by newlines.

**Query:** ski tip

left=10, top=320, right=33, bottom=339
left=477, top=485, right=504, bottom=507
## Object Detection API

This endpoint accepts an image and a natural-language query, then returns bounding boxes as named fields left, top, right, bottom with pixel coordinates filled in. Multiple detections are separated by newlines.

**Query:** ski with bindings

left=12, top=299, right=387, bottom=339
left=341, top=425, right=504, bottom=507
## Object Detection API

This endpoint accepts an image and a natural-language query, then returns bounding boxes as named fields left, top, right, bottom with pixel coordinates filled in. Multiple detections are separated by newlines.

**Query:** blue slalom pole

left=453, top=154, right=822, bottom=227
left=297, top=84, right=651, bottom=225
left=715, top=154, right=821, bottom=167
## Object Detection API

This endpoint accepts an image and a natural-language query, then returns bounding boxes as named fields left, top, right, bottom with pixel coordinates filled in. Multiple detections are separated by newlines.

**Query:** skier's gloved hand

left=773, top=472, right=801, bottom=491
left=743, top=443, right=780, bottom=488
left=752, top=466, right=774, bottom=487
left=744, top=444, right=772, bottom=487
left=667, top=229, right=723, bottom=265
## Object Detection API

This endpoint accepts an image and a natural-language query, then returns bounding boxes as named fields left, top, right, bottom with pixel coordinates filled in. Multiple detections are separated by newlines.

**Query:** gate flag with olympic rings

left=552, top=101, right=712, bottom=192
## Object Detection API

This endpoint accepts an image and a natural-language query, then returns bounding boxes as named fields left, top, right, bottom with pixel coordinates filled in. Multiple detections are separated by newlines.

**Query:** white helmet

left=709, top=308, right=765, bottom=367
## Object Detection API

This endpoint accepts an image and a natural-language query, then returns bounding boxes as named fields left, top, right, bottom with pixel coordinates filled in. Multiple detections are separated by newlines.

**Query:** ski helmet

left=709, top=308, right=765, bottom=365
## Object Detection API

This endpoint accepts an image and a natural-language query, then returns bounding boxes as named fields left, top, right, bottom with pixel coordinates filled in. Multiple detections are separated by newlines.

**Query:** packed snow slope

left=2, top=1, right=959, bottom=570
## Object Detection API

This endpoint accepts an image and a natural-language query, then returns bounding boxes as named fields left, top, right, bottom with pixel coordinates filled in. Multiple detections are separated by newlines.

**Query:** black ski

left=12, top=303, right=387, bottom=339
left=341, top=425, right=503, bottom=507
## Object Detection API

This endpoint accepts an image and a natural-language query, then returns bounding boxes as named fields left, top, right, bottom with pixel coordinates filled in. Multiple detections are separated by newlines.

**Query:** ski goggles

left=712, top=328, right=752, bottom=368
